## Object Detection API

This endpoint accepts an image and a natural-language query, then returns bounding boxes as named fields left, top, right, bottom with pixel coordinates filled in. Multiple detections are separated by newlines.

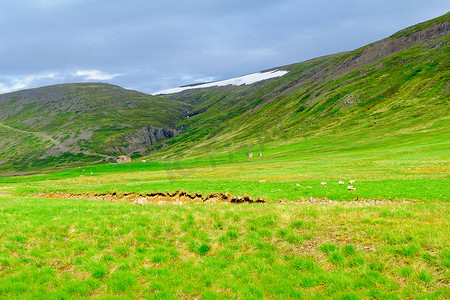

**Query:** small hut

left=117, top=156, right=131, bottom=163
left=247, top=153, right=253, bottom=158
left=258, top=153, right=262, bottom=157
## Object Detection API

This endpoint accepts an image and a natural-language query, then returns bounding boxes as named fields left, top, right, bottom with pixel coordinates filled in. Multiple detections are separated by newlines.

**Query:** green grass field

left=0, top=196, right=448, bottom=299
left=3, top=126, right=448, bottom=203
left=0, top=130, right=448, bottom=298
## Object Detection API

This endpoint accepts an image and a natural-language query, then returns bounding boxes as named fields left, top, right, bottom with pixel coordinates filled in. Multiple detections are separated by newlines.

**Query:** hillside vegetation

left=0, top=13, right=449, bottom=179
left=156, top=13, right=449, bottom=160
left=0, top=83, right=188, bottom=171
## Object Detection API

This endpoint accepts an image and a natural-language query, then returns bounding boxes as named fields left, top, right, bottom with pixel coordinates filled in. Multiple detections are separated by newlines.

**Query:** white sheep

left=349, top=180, right=356, bottom=184
left=347, top=185, right=356, bottom=191
left=338, top=181, right=344, bottom=185
left=321, top=182, right=327, bottom=186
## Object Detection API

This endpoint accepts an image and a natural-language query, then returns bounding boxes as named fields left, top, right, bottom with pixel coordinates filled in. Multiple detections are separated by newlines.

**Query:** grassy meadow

left=0, top=14, right=449, bottom=298
left=0, top=196, right=448, bottom=299
left=0, top=130, right=449, bottom=298
left=2, top=126, right=448, bottom=203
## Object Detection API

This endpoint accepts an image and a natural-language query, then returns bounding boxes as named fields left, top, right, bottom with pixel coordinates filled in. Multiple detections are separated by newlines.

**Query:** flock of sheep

left=294, top=180, right=356, bottom=190
left=320, top=180, right=356, bottom=190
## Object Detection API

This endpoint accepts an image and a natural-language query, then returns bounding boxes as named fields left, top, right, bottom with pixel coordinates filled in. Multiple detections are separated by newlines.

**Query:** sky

left=0, top=0, right=448, bottom=94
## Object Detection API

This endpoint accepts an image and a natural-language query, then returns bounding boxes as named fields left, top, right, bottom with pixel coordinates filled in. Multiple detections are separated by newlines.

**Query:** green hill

left=0, top=83, right=189, bottom=171
left=151, top=12, right=449, bottom=159
left=0, top=13, right=448, bottom=174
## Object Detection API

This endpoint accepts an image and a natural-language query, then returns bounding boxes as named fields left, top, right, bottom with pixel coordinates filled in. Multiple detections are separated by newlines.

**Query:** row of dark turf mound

left=43, top=190, right=266, bottom=204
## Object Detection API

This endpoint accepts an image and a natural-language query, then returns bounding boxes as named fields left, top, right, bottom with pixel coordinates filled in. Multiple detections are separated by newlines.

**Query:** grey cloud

left=0, top=0, right=448, bottom=93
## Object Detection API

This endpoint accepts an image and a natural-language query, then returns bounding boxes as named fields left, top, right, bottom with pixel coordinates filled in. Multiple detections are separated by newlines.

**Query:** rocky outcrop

left=332, top=20, right=450, bottom=77
left=111, top=125, right=180, bottom=154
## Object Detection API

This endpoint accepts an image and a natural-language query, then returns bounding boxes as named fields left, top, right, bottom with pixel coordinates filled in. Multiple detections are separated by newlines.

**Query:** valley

left=0, top=12, right=449, bottom=299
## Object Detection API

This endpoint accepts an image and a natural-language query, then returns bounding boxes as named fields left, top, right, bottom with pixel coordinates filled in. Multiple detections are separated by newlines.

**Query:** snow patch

left=152, top=70, right=288, bottom=95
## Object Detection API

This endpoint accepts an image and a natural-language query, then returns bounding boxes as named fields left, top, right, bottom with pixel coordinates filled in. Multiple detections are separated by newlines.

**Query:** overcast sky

left=0, top=0, right=448, bottom=94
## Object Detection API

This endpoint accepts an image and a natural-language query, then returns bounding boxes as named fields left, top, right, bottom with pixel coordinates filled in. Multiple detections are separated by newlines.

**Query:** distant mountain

left=0, top=83, right=189, bottom=171
left=147, top=12, right=449, bottom=159
left=0, top=12, right=448, bottom=173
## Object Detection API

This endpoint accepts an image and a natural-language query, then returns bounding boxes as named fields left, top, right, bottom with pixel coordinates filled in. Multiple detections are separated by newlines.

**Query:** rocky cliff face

left=108, top=125, right=180, bottom=154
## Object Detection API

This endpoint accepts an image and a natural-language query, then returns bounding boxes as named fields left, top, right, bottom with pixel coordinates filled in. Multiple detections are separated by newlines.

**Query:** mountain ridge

left=147, top=12, right=448, bottom=160
left=0, top=82, right=190, bottom=170
left=0, top=12, right=448, bottom=173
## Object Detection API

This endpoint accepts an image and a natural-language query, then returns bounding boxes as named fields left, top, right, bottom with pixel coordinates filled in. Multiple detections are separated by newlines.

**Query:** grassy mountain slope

left=153, top=13, right=449, bottom=160
left=0, top=13, right=448, bottom=176
left=0, top=83, right=189, bottom=172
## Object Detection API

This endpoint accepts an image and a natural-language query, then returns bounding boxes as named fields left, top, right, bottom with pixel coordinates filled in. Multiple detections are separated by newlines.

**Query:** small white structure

left=247, top=153, right=253, bottom=158
left=258, top=153, right=262, bottom=157
left=117, top=156, right=131, bottom=163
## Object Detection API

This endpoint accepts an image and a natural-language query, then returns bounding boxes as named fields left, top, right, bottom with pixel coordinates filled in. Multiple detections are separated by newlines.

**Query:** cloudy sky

left=0, top=0, right=448, bottom=94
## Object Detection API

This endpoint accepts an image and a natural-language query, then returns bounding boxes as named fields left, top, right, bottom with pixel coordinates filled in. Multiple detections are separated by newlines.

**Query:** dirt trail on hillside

left=41, top=190, right=266, bottom=205
left=0, top=121, right=113, bottom=159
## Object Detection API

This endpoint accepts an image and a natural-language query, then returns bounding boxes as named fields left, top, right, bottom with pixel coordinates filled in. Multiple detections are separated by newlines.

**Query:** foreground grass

left=0, top=196, right=448, bottom=299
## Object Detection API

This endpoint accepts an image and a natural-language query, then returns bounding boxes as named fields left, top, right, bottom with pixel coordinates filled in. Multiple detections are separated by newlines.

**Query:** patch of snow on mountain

left=152, top=70, right=288, bottom=95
